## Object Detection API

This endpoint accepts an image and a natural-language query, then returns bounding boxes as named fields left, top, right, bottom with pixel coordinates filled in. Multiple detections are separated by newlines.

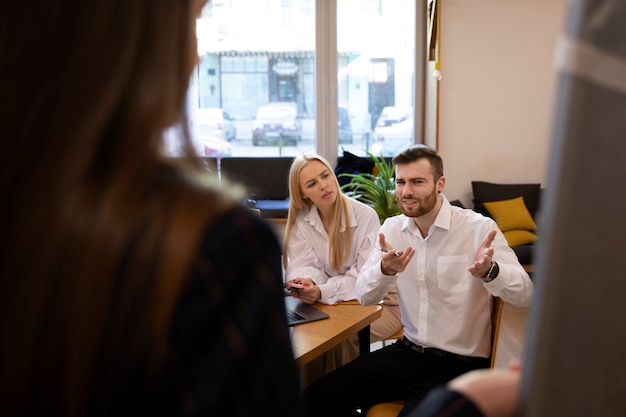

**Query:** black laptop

left=284, top=296, right=329, bottom=326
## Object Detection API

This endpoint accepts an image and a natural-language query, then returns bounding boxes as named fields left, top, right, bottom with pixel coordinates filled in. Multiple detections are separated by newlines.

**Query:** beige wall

left=436, top=0, right=568, bottom=207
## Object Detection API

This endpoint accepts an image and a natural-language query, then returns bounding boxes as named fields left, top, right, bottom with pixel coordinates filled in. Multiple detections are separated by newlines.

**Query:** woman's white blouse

left=285, top=197, right=380, bottom=304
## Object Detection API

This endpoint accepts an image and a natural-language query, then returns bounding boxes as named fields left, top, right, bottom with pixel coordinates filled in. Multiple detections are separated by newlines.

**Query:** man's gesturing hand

left=379, top=233, right=415, bottom=276
left=468, top=229, right=496, bottom=278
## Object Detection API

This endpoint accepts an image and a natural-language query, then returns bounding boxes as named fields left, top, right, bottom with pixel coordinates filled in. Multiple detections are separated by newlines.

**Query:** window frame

left=315, top=0, right=427, bottom=166
left=187, top=0, right=428, bottom=163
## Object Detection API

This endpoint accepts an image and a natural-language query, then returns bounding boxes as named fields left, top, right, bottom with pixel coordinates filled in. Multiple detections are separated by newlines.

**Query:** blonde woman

left=283, top=153, right=402, bottom=386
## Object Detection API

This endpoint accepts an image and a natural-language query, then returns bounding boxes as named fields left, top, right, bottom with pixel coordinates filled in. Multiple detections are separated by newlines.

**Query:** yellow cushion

left=503, top=230, right=538, bottom=247
left=483, top=196, right=537, bottom=232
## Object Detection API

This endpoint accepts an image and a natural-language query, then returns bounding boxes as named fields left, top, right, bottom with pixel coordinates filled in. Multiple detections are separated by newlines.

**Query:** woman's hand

left=284, top=278, right=321, bottom=304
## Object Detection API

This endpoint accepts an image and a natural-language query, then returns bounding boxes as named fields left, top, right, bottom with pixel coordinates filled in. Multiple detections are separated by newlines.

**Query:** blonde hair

left=283, top=153, right=352, bottom=271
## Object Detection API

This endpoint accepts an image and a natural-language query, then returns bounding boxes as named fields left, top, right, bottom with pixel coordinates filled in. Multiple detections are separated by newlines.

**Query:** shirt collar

left=303, top=204, right=321, bottom=228
left=434, top=194, right=452, bottom=232
left=303, top=197, right=356, bottom=233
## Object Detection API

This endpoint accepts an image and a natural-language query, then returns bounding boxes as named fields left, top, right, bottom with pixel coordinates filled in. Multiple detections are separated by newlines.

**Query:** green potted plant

left=339, top=151, right=400, bottom=223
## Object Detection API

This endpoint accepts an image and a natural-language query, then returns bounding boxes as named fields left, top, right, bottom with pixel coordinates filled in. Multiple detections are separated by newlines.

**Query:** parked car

left=374, top=106, right=413, bottom=131
left=195, top=133, right=232, bottom=158
left=194, top=107, right=237, bottom=142
left=338, top=107, right=353, bottom=144
left=374, top=116, right=414, bottom=141
left=252, top=102, right=302, bottom=146
left=370, top=115, right=414, bottom=156
left=370, top=106, right=414, bottom=155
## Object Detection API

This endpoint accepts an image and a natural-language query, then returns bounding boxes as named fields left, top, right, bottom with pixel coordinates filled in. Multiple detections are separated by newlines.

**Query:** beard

left=397, top=186, right=439, bottom=218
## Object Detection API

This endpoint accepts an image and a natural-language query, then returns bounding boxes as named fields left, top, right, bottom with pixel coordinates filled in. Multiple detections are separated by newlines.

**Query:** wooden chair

left=366, top=297, right=504, bottom=417
left=381, top=326, right=405, bottom=347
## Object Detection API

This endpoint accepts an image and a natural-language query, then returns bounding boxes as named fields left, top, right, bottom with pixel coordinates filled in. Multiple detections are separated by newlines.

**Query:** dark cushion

left=335, top=150, right=375, bottom=190
left=202, top=157, right=293, bottom=218
left=449, top=199, right=466, bottom=209
left=512, top=244, right=534, bottom=266
left=219, top=157, right=293, bottom=201
left=471, top=181, right=541, bottom=219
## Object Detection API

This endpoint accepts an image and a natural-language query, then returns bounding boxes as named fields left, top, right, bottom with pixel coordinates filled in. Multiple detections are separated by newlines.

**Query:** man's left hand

left=468, top=230, right=496, bottom=278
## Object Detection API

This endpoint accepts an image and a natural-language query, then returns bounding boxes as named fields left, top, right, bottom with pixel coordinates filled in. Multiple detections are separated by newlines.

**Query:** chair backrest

left=489, top=299, right=529, bottom=370
left=490, top=296, right=504, bottom=368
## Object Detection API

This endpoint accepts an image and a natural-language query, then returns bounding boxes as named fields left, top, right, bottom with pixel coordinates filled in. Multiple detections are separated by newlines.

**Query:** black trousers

left=300, top=339, right=489, bottom=417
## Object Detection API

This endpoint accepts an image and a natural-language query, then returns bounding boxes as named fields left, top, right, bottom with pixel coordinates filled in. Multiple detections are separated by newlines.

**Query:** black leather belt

left=401, top=337, right=487, bottom=365
left=401, top=337, right=449, bottom=357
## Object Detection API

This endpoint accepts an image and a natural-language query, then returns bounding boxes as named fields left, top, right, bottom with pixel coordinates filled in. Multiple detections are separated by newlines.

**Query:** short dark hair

left=392, top=145, right=444, bottom=180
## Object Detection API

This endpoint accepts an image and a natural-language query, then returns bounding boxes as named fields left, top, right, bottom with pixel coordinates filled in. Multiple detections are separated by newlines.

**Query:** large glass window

left=164, top=0, right=420, bottom=160
left=336, top=0, right=416, bottom=157
left=188, top=0, right=316, bottom=158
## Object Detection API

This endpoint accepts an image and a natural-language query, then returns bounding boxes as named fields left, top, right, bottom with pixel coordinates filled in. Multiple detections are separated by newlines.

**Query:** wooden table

left=291, top=301, right=382, bottom=366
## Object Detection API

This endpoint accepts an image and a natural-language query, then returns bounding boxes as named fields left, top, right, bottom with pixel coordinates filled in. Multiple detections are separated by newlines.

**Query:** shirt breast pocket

left=437, top=255, right=470, bottom=293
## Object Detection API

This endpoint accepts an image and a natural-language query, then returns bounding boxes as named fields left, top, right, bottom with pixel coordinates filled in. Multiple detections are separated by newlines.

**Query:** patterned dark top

left=108, top=205, right=301, bottom=416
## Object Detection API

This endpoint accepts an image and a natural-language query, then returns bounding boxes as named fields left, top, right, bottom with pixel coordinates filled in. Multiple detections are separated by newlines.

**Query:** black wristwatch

left=480, top=261, right=500, bottom=282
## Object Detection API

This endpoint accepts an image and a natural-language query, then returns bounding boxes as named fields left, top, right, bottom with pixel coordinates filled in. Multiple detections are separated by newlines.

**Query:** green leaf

left=339, top=151, right=400, bottom=223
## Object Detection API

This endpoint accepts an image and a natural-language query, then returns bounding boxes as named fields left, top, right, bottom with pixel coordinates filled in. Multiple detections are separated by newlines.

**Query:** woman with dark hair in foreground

left=0, top=1, right=300, bottom=416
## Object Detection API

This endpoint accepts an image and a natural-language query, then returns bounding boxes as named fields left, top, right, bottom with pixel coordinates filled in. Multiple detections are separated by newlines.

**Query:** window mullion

left=315, top=0, right=338, bottom=165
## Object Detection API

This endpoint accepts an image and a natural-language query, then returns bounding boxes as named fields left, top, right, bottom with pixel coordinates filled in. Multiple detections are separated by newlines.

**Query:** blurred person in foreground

left=406, top=360, right=523, bottom=417
left=302, top=145, right=533, bottom=416
left=283, top=153, right=402, bottom=387
left=0, top=1, right=300, bottom=416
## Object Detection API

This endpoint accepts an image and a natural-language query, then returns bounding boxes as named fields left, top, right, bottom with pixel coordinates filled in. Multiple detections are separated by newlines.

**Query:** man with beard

left=300, top=145, right=533, bottom=417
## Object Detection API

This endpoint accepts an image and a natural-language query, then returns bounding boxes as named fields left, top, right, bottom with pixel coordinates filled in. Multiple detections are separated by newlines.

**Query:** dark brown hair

left=392, top=145, right=444, bottom=180
left=0, top=1, right=232, bottom=415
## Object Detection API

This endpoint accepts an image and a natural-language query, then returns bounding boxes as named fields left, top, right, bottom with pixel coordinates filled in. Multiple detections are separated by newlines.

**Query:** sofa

left=204, top=152, right=380, bottom=219
left=204, top=157, right=292, bottom=218
left=471, top=181, right=543, bottom=267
